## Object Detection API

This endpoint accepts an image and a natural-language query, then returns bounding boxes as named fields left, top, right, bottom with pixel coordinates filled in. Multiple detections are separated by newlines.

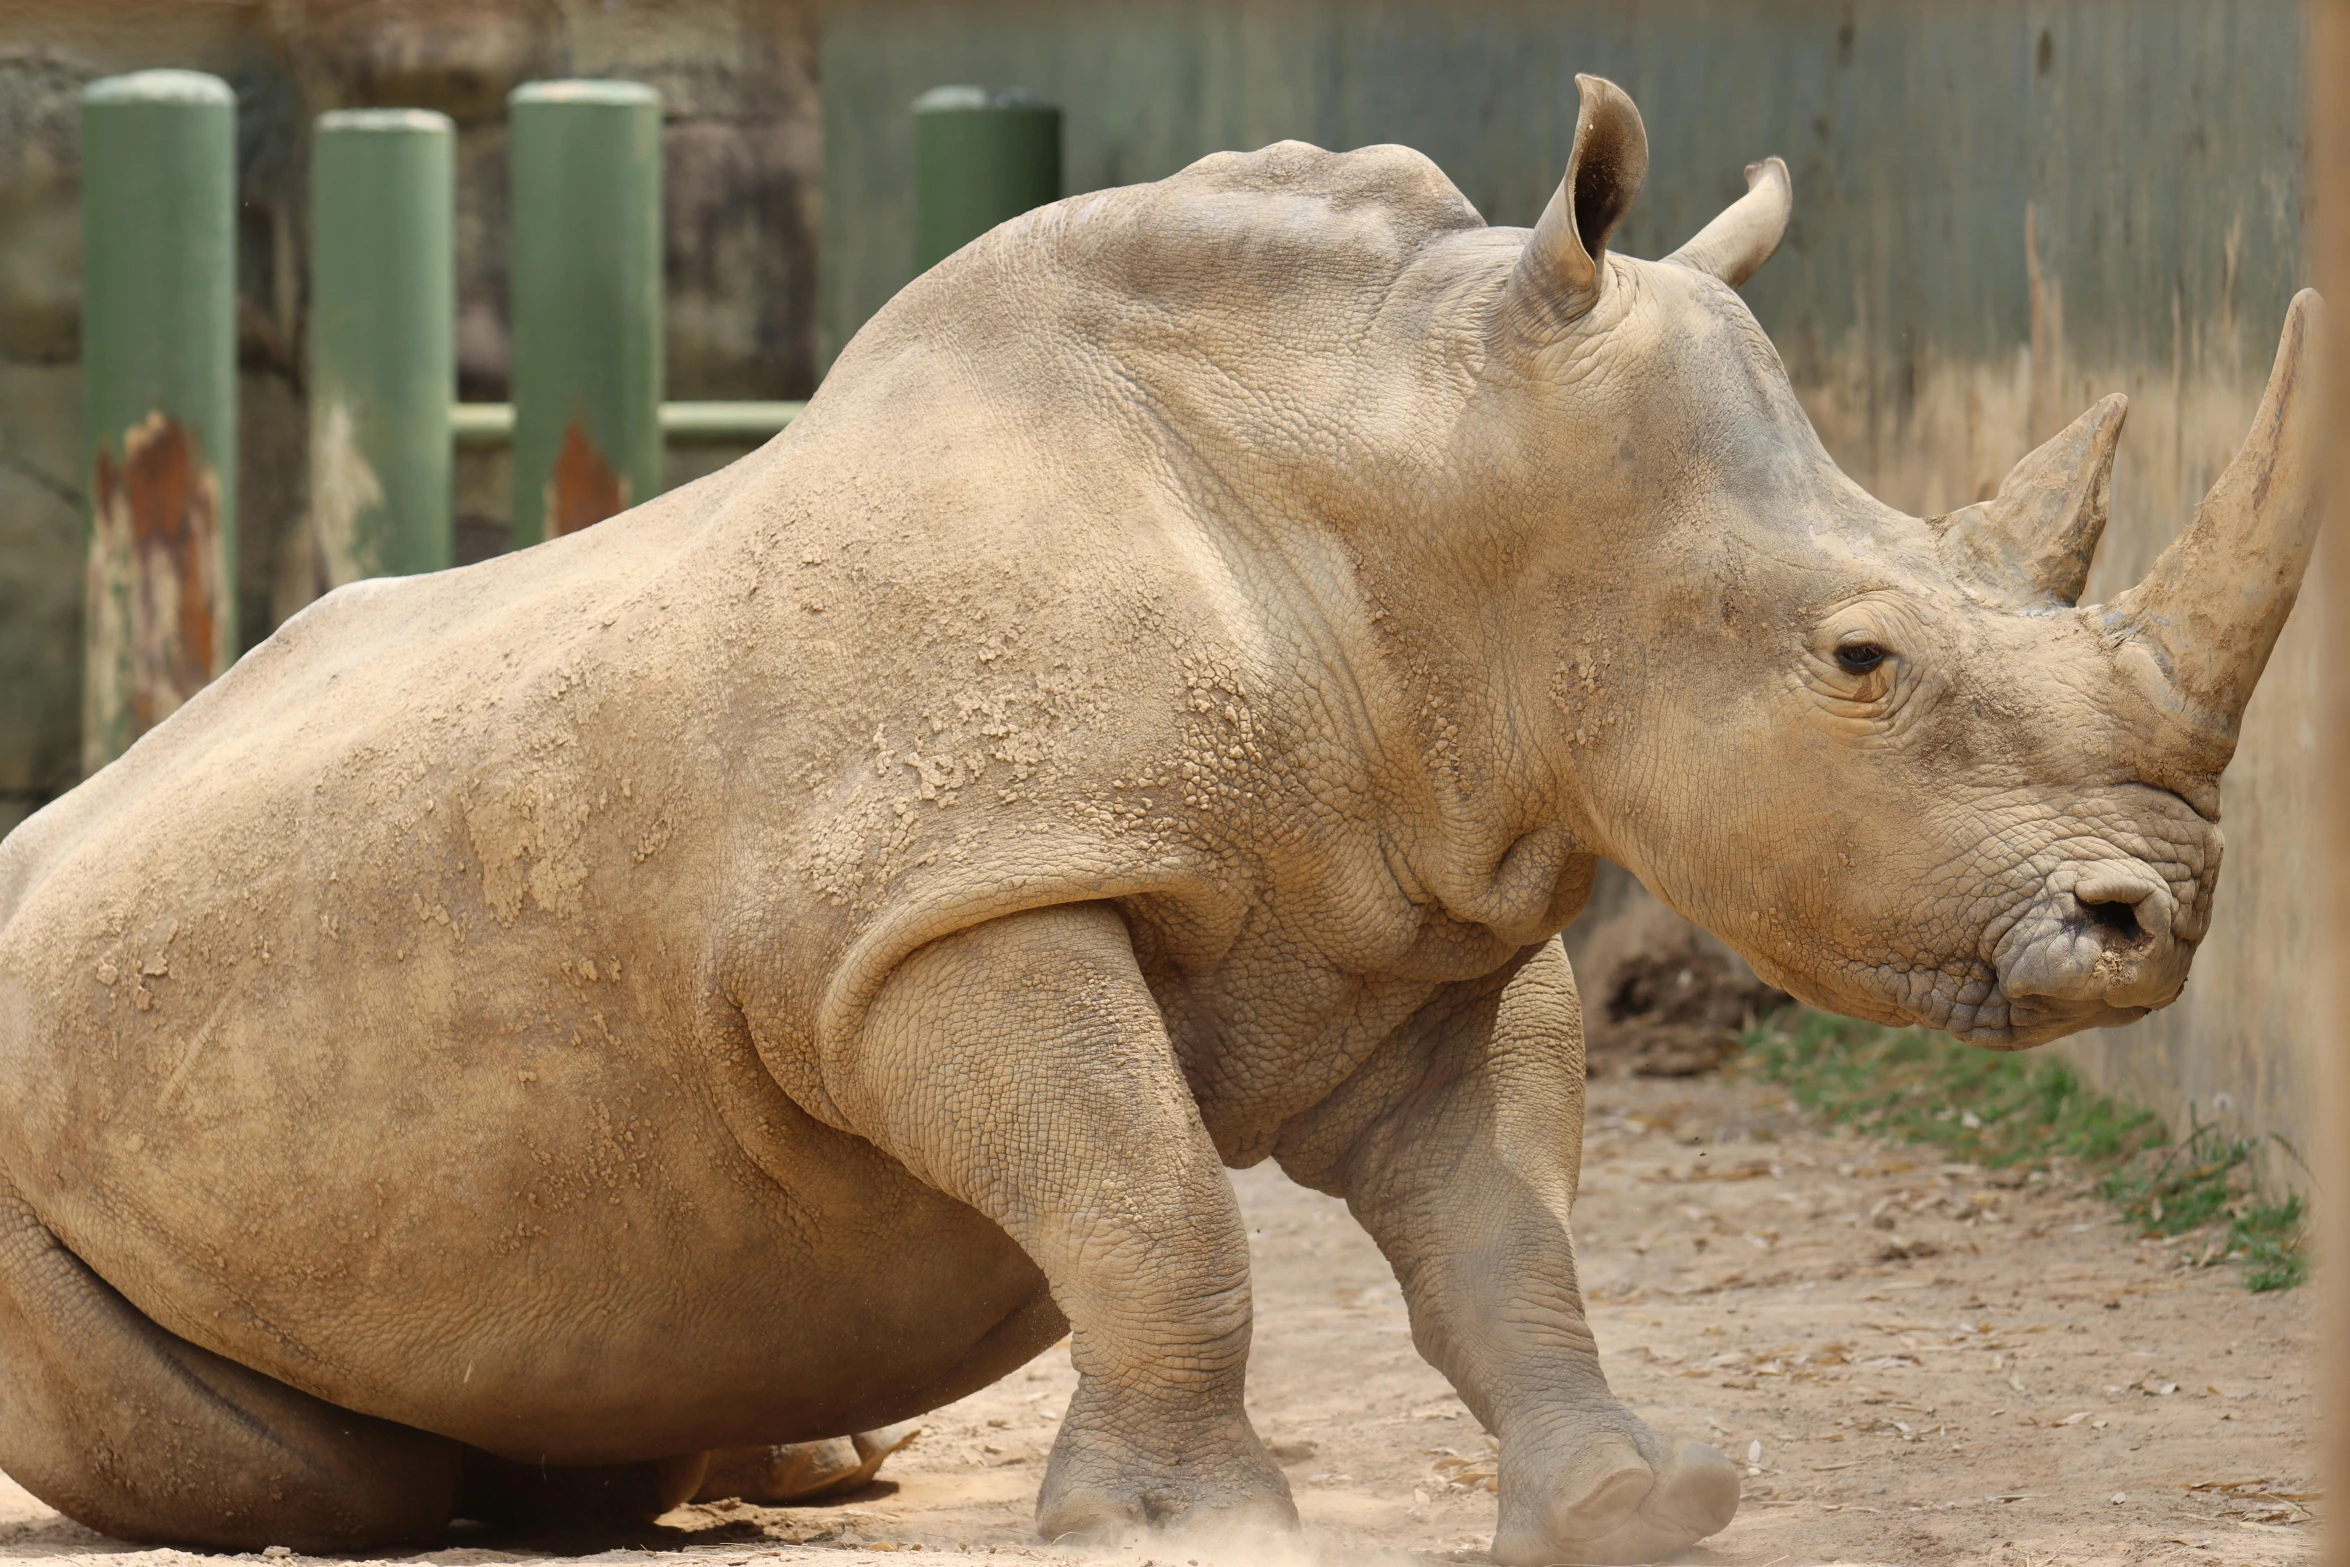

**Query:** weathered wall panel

left=0, top=0, right=823, bottom=821
left=822, top=0, right=2315, bottom=1174
left=0, top=1, right=2313, bottom=1171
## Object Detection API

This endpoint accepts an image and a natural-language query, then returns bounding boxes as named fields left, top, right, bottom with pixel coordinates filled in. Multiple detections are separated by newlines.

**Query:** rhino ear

left=1505, top=75, right=1648, bottom=334
left=1932, top=394, right=2128, bottom=607
left=1667, top=157, right=1792, bottom=287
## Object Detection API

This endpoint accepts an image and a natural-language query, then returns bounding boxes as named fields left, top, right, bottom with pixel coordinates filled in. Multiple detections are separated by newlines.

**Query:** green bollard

left=310, top=109, right=456, bottom=588
left=79, top=69, right=238, bottom=775
left=508, top=79, right=663, bottom=544
left=912, top=86, right=1061, bottom=274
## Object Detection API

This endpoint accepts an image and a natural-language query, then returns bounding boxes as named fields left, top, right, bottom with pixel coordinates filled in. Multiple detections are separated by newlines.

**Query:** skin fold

left=0, top=76, right=2318, bottom=1566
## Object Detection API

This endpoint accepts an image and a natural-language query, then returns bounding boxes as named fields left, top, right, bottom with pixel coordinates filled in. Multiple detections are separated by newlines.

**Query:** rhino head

left=1482, top=78, right=2322, bottom=1048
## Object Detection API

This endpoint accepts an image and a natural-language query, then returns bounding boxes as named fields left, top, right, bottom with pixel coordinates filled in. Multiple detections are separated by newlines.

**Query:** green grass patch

left=1739, top=1007, right=2306, bottom=1292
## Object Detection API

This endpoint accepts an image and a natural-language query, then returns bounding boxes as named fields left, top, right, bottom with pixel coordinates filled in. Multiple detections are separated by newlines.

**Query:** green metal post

left=912, top=86, right=1061, bottom=273
left=509, top=80, right=663, bottom=544
left=310, top=109, right=455, bottom=587
left=79, top=70, right=238, bottom=774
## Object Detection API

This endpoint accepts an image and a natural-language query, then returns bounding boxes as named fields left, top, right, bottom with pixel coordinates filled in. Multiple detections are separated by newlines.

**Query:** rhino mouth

left=1963, top=871, right=2192, bottom=1047
left=1774, top=925, right=2179, bottom=1052
left=1946, top=994, right=2158, bottom=1051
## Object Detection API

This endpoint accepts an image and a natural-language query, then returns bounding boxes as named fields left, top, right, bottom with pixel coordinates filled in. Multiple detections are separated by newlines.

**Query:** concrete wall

left=0, top=0, right=821, bottom=829
left=821, top=0, right=2317, bottom=1175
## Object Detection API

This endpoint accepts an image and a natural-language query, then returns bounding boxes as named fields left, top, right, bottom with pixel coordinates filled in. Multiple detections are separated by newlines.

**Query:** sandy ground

left=0, top=1071, right=2316, bottom=1567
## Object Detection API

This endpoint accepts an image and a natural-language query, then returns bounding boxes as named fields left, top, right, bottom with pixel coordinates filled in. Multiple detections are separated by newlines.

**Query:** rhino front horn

left=2105, top=289, right=2326, bottom=753
left=1504, top=75, right=1647, bottom=336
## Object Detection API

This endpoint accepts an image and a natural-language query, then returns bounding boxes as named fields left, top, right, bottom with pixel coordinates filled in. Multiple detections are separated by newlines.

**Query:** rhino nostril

left=2072, top=869, right=2174, bottom=945
left=2081, top=898, right=2142, bottom=940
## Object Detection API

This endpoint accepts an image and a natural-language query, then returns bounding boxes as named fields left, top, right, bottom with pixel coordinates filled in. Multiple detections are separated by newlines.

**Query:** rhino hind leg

left=458, top=1448, right=711, bottom=1532
left=0, top=1174, right=460, bottom=1551
left=693, top=1424, right=920, bottom=1505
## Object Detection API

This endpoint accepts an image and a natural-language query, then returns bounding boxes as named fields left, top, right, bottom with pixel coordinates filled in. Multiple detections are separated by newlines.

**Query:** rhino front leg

left=1322, top=940, right=1738, bottom=1565
left=832, top=901, right=1294, bottom=1542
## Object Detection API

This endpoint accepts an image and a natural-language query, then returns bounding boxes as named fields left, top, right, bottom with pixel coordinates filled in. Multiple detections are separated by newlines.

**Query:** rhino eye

left=1834, top=642, right=1889, bottom=675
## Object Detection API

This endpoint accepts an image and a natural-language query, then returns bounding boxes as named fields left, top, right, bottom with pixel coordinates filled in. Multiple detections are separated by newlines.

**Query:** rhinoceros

left=0, top=74, right=2319, bottom=1565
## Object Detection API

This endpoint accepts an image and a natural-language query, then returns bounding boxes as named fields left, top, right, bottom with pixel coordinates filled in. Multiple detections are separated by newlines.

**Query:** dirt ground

left=0, top=1071, right=2315, bottom=1567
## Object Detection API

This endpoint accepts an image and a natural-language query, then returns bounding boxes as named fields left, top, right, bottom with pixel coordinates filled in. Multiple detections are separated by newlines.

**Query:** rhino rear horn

left=1933, top=393, right=2127, bottom=608
left=2104, top=289, right=2325, bottom=755
left=1504, top=75, right=1647, bottom=335
left=1666, top=157, right=1792, bottom=287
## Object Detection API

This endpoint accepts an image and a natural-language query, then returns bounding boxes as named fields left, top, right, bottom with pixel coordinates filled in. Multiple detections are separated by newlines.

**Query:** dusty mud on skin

left=0, top=1072, right=2310, bottom=1567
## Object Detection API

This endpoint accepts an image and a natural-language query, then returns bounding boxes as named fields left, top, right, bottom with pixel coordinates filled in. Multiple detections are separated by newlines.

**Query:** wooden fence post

left=309, top=108, right=456, bottom=587
left=912, top=86, right=1061, bottom=274
left=508, top=80, right=664, bottom=544
left=79, top=70, right=237, bottom=773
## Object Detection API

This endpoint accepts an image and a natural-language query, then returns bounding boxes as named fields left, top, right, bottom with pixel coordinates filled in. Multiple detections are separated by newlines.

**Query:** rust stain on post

left=86, top=414, right=226, bottom=763
left=547, top=412, right=627, bottom=536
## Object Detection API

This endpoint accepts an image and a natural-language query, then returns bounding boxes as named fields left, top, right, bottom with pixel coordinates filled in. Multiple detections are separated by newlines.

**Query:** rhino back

left=0, top=335, right=1286, bottom=1458
left=0, top=138, right=1507, bottom=1450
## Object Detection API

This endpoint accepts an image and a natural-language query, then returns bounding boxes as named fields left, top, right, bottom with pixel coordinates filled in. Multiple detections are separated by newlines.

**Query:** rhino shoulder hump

left=1168, top=139, right=1483, bottom=237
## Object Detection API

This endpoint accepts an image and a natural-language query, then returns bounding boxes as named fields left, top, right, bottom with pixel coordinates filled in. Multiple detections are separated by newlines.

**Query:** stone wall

left=0, top=0, right=820, bottom=829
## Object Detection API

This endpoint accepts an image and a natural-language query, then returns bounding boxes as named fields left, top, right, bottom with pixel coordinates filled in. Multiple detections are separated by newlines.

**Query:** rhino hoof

left=1036, top=1460, right=1297, bottom=1545
left=1494, top=1437, right=1739, bottom=1565
left=1036, top=1490, right=1145, bottom=1545
left=1545, top=1437, right=1656, bottom=1541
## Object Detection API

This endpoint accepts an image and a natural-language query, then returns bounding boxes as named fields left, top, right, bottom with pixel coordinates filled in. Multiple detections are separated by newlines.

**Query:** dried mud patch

left=1576, top=898, right=1784, bottom=1079
left=0, top=1078, right=2312, bottom=1567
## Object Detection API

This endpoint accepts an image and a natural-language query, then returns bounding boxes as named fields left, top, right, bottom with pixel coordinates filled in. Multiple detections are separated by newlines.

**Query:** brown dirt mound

left=1574, top=892, right=1785, bottom=1077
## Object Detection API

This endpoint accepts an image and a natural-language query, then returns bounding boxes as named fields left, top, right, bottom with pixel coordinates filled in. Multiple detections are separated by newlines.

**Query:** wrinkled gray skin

left=0, top=77, right=2320, bottom=1565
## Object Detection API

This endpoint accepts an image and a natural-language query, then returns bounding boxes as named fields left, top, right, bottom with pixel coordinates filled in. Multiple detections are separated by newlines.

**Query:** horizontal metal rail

left=451, top=399, right=803, bottom=449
